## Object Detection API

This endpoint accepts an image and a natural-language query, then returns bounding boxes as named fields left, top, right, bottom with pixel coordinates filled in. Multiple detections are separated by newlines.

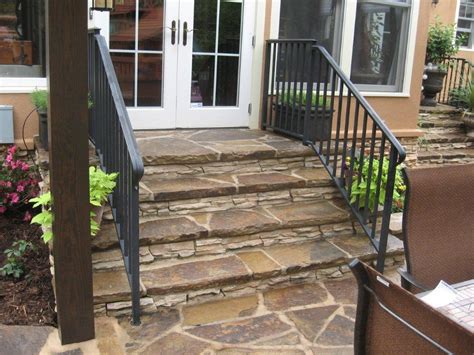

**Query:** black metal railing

left=438, top=57, right=473, bottom=106
left=262, top=40, right=406, bottom=272
left=88, top=30, right=144, bottom=324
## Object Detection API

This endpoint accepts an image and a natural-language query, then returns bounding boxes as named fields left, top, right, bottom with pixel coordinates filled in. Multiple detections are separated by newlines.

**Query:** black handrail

left=438, top=57, right=473, bottom=107
left=262, top=39, right=406, bottom=272
left=88, top=30, right=144, bottom=324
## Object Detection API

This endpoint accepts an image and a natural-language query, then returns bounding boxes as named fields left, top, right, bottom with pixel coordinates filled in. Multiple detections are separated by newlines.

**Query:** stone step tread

left=137, top=129, right=313, bottom=166
left=417, top=148, right=474, bottom=160
left=92, top=233, right=403, bottom=303
left=423, top=133, right=474, bottom=144
left=139, top=168, right=333, bottom=202
left=92, top=200, right=351, bottom=250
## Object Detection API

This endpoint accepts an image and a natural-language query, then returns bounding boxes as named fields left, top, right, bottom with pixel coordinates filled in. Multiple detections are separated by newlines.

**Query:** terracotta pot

left=421, top=68, right=447, bottom=107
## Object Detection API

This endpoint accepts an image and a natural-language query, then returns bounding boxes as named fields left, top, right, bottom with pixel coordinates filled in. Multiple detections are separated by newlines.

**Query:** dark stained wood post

left=46, top=0, right=95, bottom=344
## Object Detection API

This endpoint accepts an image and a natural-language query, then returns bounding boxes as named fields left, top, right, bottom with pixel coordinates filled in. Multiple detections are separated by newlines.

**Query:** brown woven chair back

left=403, top=164, right=474, bottom=290
left=351, top=259, right=474, bottom=355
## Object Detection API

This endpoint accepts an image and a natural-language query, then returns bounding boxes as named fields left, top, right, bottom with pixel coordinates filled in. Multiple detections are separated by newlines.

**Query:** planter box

left=274, top=104, right=333, bottom=141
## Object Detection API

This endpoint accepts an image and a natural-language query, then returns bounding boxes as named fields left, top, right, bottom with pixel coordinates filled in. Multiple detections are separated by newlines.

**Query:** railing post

left=303, top=45, right=315, bottom=144
left=261, top=42, right=271, bottom=130
left=47, top=0, right=95, bottom=344
left=375, top=146, right=399, bottom=273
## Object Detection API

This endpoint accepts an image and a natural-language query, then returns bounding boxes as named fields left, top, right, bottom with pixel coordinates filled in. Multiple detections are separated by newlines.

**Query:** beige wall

left=0, top=94, right=39, bottom=149
left=430, top=0, right=474, bottom=62
left=260, top=0, right=432, bottom=138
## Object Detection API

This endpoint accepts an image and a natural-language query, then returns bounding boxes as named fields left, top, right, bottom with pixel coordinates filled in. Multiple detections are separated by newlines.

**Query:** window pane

left=218, top=0, right=242, bottom=54
left=0, top=0, right=45, bottom=77
left=110, top=0, right=136, bottom=50
left=279, top=0, right=341, bottom=59
left=111, top=52, right=135, bottom=106
left=191, top=55, right=215, bottom=106
left=216, top=56, right=239, bottom=106
left=350, top=3, right=406, bottom=87
left=137, top=54, right=162, bottom=106
left=193, top=0, right=217, bottom=53
left=138, top=0, right=164, bottom=51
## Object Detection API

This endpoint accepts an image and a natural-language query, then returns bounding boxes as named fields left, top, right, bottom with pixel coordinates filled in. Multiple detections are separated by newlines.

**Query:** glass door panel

left=110, top=0, right=164, bottom=107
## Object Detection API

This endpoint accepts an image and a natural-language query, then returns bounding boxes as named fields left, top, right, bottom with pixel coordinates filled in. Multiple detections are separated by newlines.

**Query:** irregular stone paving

left=3, top=269, right=401, bottom=354
left=135, top=129, right=313, bottom=166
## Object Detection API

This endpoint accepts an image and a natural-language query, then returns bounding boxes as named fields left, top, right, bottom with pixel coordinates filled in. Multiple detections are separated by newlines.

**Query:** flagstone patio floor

left=1, top=268, right=400, bottom=355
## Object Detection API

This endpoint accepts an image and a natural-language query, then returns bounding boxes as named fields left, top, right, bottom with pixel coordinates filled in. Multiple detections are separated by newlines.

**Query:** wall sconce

left=432, top=0, right=439, bottom=5
left=90, top=0, right=115, bottom=19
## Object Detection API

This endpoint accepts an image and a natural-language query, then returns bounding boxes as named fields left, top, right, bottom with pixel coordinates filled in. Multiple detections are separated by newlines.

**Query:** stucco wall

left=430, top=0, right=474, bottom=62
left=0, top=94, right=38, bottom=149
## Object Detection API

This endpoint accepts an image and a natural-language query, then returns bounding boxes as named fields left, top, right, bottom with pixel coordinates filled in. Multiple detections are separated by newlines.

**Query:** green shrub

left=0, top=240, right=35, bottom=279
left=30, top=167, right=118, bottom=243
left=278, top=91, right=332, bottom=109
left=348, top=157, right=406, bottom=213
left=426, top=18, right=464, bottom=68
left=30, top=89, right=48, bottom=112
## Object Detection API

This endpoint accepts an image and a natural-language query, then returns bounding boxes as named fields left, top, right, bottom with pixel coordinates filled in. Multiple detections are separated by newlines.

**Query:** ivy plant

left=0, top=240, right=35, bottom=279
left=30, top=167, right=118, bottom=243
left=348, top=157, right=406, bottom=214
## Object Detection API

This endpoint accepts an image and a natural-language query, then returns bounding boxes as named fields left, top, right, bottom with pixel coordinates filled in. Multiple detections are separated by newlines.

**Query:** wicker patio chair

left=350, top=259, right=474, bottom=355
left=399, top=164, right=474, bottom=292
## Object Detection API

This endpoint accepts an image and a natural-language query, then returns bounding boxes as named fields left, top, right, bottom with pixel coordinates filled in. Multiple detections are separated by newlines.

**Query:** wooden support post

left=46, top=0, right=95, bottom=344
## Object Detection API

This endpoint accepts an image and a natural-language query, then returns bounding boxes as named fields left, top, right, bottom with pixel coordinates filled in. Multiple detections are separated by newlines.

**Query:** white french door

left=98, top=0, right=255, bottom=129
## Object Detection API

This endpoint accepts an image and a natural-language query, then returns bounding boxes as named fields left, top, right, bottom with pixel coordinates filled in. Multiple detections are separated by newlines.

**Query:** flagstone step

left=139, top=168, right=333, bottom=203
left=93, top=200, right=352, bottom=251
left=416, top=148, right=474, bottom=164
left=136, top=129, right=314, bottom=167
left=92, top=233, right=404, bottom=309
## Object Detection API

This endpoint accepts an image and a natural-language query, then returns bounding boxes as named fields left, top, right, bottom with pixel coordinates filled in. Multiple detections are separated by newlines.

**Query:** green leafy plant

left=30, top=90, right=94, bottom=112
left=448, top=73, right=474, bottom=112
left=348, top=157, right=406, bottom=213
left=0, top=240, right=35, bottom=279
left=30, top=167, right=118, bottom=243
left=30, top=89, right=48, bottom=112
left=426, top=18, right=464, bottom=68
left=278, top=91, right=332, bottom=109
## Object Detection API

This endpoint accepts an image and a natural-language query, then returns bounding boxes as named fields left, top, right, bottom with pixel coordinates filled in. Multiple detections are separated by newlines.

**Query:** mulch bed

left=0, top=210, right=57, bottom=326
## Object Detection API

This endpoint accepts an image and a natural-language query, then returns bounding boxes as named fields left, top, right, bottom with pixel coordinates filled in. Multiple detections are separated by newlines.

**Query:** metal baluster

left=291, top=43, right=300, bottom=134
left=347, top=101, right=360, bottom=199
left=333, top=78, right=344, bottom=177
left=354, top=110, right=368, bottom=210
left=362, top=122, right=377, bottom=223
left=371, top=136, right=386, bottom=240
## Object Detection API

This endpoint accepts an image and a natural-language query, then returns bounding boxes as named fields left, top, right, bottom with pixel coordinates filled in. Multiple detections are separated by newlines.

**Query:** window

left=278, top=0, right=343, bottom=61
left=350, top=0, right=411, bottom=92
left=457, top=0, right=474, bottom=49
left=0, top=0, right=46, bottom=78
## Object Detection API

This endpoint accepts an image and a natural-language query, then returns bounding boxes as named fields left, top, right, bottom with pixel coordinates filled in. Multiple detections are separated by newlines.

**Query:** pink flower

left=9, top=193, right=19, bottom=204
left=0, top=206, right=6, bottom=214
left=23, top=211, right=32, bottom=222
left=6, top=181, right=12, bottom=188
left=16, top=185, right=24, bottom=193
left=21, top=163, right=29, bottom=171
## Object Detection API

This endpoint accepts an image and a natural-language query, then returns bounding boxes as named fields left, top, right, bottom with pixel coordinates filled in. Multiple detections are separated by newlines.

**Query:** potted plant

left=30, top=90, right=94, bottom=151
left=30, top=166, right=118, bottom=243
left=30, top=89, right=48, bottom=150
left=274, top=91, right=333, bottom=141
left=422, top=19, right=464, bottom=106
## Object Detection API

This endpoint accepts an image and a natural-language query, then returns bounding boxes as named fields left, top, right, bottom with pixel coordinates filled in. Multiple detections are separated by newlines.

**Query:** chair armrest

left=398, top=268, right=429, bottom=292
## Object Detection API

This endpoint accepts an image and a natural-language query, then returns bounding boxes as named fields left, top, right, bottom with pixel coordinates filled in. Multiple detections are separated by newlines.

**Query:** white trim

left=0, top=78, right=47, bottom=93
left=268, top=0, right=419, bottom=96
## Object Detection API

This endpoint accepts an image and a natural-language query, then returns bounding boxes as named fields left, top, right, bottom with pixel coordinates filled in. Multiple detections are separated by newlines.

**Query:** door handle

left=182, top=21, right=195, bottom=46
left=166, top=20, right=177, bottom=45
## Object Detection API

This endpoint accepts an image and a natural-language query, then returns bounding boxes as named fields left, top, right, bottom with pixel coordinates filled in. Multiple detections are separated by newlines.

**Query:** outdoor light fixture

left=90, top=0, right=115, bottom=19
left=432, top=0, right=439, bottom=5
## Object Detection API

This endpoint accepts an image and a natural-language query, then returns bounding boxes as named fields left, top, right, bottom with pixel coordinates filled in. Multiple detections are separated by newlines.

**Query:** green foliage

left=448, top=73, right=474, bottom=112
left=348, top=157, right=406, bottom=213
left=30, top=90, right=94, bottom=112
left=0, top=240, right=35, bottom=279
left=30, top=167, right=118, bottom=243
left=426, top=18, right=464, bottom=67
left=30, top=89, right=48, bottom=112
left=278, top=91, right=332, bottom=109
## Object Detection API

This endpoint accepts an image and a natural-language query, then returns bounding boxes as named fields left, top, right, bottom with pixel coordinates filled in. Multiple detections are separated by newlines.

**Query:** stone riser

left=94, top=249, right=405, bottom=318
left=143, top=156, right=323, bottom=178
left=92, top=220, right=363, bottom=272
left=136, top=186, right=340, bottom=218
